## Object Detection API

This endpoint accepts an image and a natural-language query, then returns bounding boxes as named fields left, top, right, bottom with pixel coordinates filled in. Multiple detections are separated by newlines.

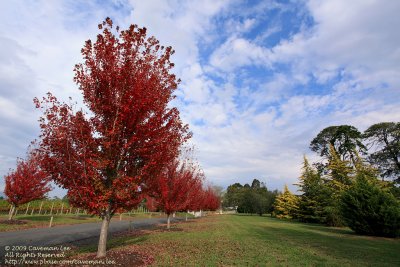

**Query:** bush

left=340, top=174, right=400, bottom=237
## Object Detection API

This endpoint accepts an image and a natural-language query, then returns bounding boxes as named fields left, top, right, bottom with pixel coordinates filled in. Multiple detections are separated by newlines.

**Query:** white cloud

left=272, top=0, right=400, bottom=88
left=209, top=37, right=272, bottom=71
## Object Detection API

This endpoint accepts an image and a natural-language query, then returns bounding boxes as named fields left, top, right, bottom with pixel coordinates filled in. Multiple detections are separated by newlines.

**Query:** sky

left=0, top=0, right=399, bottom=197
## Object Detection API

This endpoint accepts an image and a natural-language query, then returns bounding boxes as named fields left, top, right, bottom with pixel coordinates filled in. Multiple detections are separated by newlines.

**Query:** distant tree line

left=223, top=179, right=278, bottom=216
left=274, top=122, right=400, bottom=238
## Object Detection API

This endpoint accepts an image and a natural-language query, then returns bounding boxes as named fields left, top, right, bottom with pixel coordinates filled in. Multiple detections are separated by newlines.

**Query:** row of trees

left=223, top=179, right=278, bottom=215
left=274, top=123, right=400, bottom=237
left=3, top=18, right=220, bottom=258
left=144, top=158, right=220, bottom=228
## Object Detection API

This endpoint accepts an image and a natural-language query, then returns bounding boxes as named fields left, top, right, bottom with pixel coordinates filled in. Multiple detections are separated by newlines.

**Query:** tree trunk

left=38, top=201, right=43, bottom=215
left=185, top=213, right=188, bottom=221
left=25, top=203, right=30, bottom=215
left=167, top=214, right=171, bottom=229
left=97, top=208, right=111, bottom=258
left=50, top=202, right=54, bottom=215
left=8, top=205, right=16, bottom=220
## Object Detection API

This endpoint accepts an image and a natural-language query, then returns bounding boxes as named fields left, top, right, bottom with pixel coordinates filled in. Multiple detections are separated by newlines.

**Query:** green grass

left=75, top=214, right=400, bottom=266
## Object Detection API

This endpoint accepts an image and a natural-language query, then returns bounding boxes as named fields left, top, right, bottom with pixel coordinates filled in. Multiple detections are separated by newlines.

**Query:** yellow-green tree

left=326, top=144, right=354, bottom=194
left=324, top=145, right=354, bottom=226
left=274, top=185, right=298, bottom=219
left=296, top=156, right=330, bottom=223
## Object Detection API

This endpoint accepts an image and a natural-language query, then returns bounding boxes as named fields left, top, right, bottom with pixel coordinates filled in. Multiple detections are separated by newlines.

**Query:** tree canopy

left=4, top=150, right=51, bottom=220
left=363, top=122, right=400, bottom=182
left=34, top=18, right=190, bottom=257
left=310, top=125, right=366, bottom=164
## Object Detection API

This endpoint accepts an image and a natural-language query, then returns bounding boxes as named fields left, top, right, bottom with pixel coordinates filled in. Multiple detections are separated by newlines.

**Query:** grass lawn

left=73, top=214, right=400, bottom=266
left=0, top=212, right=163, bottom=232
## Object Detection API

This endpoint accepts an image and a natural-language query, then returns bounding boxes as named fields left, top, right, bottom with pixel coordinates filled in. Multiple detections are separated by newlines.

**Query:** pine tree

left=296, top=156, right=329, bottom=223
left=326, top=144, right=354, bottom=193
left=274, top=185, right=298, bottom=219
left=324, top=145, right=354, bottom=226
left=340, top=173, right=400, bottom=237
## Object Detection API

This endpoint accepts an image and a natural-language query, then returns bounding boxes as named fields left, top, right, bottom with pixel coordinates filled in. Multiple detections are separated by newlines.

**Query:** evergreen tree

left=296, top=156, right=329, bottom=223
left=225, top=179, right=277, bottom=215
left=274, top=185, right=298, bottom=219
left=323, top=145, right=354, bottom=226
left=363, top=122, right=400, bottom=183
left=340, top=173, right=400, bottom=237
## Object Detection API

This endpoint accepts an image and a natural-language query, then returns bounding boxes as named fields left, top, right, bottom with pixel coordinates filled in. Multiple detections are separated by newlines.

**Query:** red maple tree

left=144, top=194, right=158, bottom=212
left=34, top=18, right=190, bottom=257
left=4, top=151, right=51, bottom=220
left=203, top=186, right=221, bottom=211
left=180, top=165, right=204, bottom=220
left=151, top=159, right=192, bottom=228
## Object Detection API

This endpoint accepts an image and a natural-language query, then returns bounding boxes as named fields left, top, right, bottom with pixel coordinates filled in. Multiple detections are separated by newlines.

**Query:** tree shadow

left=249, top=219, right=400, bottom=266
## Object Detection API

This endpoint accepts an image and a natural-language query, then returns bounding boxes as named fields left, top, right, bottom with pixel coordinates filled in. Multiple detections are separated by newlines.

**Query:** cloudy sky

left=1, top=0, right=399, bottom=197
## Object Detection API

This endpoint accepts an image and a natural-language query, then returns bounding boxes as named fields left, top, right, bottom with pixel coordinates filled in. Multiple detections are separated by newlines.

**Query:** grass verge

left=71, top=214, right=400, bottom=266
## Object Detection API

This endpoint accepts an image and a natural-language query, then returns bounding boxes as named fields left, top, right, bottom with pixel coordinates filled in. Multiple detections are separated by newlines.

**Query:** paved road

left=0, top=216, right=182, bottom=258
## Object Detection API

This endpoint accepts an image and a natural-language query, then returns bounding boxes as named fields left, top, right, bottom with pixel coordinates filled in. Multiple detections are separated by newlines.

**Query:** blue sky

left=1, top=0, right=400, bottom=197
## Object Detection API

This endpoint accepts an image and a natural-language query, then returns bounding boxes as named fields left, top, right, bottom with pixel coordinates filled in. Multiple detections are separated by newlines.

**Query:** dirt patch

left=0, top=219, right=27, bottom=225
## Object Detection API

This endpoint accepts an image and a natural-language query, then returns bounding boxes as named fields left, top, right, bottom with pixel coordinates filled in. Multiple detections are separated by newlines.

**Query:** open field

left=70, top=214, right=400, bottom=266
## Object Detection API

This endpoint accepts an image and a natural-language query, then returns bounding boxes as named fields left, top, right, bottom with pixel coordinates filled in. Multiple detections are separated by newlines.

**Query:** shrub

left=340, top=174, right=400, bottom=237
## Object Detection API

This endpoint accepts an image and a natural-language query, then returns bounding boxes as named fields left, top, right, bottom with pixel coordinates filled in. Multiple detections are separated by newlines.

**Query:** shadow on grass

left=247, top=217, right=400, bottom=266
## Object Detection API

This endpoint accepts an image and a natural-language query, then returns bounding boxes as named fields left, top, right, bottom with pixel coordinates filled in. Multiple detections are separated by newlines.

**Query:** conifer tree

left=296, top=156, right=329, bottom=223
left=324, top=145, right=354, bottom=226
left=274, top=185, right=298, bottom=219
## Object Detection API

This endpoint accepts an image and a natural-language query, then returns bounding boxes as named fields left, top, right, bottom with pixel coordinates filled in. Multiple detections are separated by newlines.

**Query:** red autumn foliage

left=144, top=195, right=158, bottom=212
left=201, top=186, right=221, bottom=211
left=151, top=158, right=204, bottom=228
left=4, top=151, right=51, bottom=210
left=34, top=18, right=190, bottom=256
left=34, top=17, right=190, bottom=217
left=181, top=166, right=205, bottom=212
left=152, top=159, right=193, bottom=216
